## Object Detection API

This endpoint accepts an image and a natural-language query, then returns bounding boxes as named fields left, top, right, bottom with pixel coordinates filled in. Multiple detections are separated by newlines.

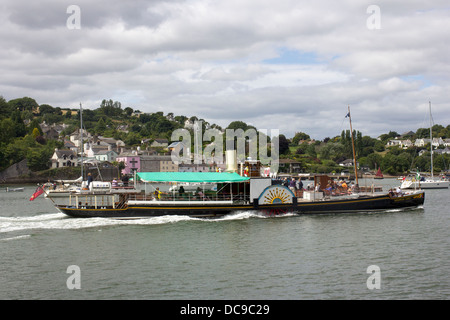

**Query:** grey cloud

left=5, top=0, right=170, bottom=30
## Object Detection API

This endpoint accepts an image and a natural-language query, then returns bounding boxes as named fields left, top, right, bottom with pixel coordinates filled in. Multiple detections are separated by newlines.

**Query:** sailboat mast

left=348, top=105, right=359, bottom=186
left=80, top=103, right=84, bottom=181
left=429, top=101, right=433, bottom=179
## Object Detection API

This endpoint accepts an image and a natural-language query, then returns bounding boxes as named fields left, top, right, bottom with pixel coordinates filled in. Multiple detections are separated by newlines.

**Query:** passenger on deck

left=195, top=187, right=205, bottom=200
left=87, top=173, right=93, bottom=188
left=122, top=174, right=129, bottom=187
left=154, top=187, right=162, bottom=200
left=297, top=178, right=303, bottom=190
left=289, top=178, right=297, bottom=193
left=179, top=186, right=185, bottom=198
left=389, top=188, right=395, bottom=197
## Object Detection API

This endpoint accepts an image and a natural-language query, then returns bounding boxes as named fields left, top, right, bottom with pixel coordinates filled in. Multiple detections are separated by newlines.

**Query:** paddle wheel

left=258, top=185, right=294, bottom=216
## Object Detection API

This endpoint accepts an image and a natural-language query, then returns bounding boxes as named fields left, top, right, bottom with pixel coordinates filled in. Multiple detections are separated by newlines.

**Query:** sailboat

left=44, top=104, right=88, bottom=198
left=374, top=167, right=384, bottom=179
left=401, top=101, right=449, bottom=189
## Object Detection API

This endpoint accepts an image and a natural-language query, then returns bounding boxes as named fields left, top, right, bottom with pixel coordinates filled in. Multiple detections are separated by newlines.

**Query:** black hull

left=56, top=192, right=425, bottom=218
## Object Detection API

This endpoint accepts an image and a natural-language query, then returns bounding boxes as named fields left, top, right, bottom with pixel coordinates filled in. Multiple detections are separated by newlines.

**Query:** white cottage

left=51, top=149, right=79, bottom=168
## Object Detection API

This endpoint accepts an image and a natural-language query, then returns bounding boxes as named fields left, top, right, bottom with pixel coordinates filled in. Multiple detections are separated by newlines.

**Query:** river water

left=1, top=178, right=449, bottom=301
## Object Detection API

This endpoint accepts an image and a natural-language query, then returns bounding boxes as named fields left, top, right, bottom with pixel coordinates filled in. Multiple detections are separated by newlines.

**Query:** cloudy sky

left=1, top=0, right=449, bottom=139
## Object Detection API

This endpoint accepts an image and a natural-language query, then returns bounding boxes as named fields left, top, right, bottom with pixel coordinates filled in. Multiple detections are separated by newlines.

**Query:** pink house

left=116, top=152, right=141, bottom=175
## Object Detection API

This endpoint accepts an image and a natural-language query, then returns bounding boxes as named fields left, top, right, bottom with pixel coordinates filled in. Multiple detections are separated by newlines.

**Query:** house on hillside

left=401, top=139, right=413, bottom=148
left=432, top=137, right=444, bottom=148
left=69, top=129, right=92, bottom=148
left=386, top=139, right=402, bottom=147
left=338, top=159, right=359, bottom=168
left=444, top=139, right=450, bottom=147
left=51, top=149, right=79, bottom=168
left=414, top=138, right=431, bottom=147
left=94, top=136, right=125, bottom=153
left=434, top=147, right=450, bottom=155
left=151, top=139, right=169, bottom=149
left=140, top=155, right=179, bottom=172
left=415, top=137, right=445, bottom=148
left=95, top=149, right=119, bottom=162
left=278, top=159, right=303, bottom=174
left=64, top=139, right=78, bottom=154
left=116, top=152, right=141, bottom=175
left=40, top=123, right=67, bottom=140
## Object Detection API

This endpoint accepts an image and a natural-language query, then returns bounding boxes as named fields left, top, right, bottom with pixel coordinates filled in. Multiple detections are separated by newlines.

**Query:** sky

left=1, top=0, right=450, bottom=140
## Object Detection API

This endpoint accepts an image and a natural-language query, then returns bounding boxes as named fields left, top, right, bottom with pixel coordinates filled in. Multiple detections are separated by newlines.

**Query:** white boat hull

left=401, top=179, right=449, bottom=189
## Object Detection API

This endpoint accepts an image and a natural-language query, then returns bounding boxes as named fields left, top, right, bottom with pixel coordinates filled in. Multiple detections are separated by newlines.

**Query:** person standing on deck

left=87, top=173, right=93, bottom=188
left=154, top=187, right=162, bottom=200
left=289, top=178, right=297, bottom=193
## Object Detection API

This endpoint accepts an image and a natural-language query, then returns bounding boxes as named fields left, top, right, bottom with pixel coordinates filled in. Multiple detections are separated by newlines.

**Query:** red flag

left=29, top=186, right=44, bottom=201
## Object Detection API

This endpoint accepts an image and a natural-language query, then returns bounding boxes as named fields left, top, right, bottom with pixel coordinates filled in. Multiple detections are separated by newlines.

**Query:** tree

left=64, top=109, right=73, bottom=119
left=226, top=120, right=256, bottom=131
left=39, top=104, right=55, bottom=114
left=340, top=130, right=352, bottom=158
left=305, top=144, right=317, bottom=158
left=291, top=132, right=310, bottom=145
left=434, top=154, right=450, bottom=172
left=94, top=117, right=107, bottom=135
left=124, top=132, right=141, bottom=146
left=124, top=107, right=133, bottom=117
left=379, top=131, right=400, bottom=141
left=277, top=134, right=290, bottom=155
left=174, top=115, right=188, bottom=125
left=139, top=113, right=152, bottom=124
left=0, top=96, right=13, bottom=119
left=99, top=99, right=122, bottom=117
left=365, top=153, right=383, bottom=170
left=319, top=142, right=345, bottom=161
left=32, top=128, right=40, bottom=139
left=0, top=118, right=16, bottom=144
left=27, top=119, right=43, bottom=135
left=415, top=128, right=429, bottom=139
left=11, top=110, right=27, bottom=137
left=8, top=97, right=39, bottom=112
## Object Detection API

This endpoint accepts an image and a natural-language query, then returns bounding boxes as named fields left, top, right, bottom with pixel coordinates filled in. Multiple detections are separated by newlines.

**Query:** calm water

left=1, top=179, right=449, bottom=300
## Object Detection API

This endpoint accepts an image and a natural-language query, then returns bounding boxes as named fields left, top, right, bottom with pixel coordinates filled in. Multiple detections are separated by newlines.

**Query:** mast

left=347, top=105, right=359, bottom=186
left=429, top=101, right=433, bottom=179
left=80, top=103, right=84, bottom=181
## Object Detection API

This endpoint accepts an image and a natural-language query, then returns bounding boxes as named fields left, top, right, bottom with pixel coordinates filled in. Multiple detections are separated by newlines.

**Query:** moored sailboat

left=401, top=101, right=449, bottom=189
left=374, top=167, right=384, bottom=179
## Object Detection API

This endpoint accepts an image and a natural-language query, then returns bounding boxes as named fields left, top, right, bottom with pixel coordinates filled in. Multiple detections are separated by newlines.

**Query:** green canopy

left=137, top=172, right=249, bottom=183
